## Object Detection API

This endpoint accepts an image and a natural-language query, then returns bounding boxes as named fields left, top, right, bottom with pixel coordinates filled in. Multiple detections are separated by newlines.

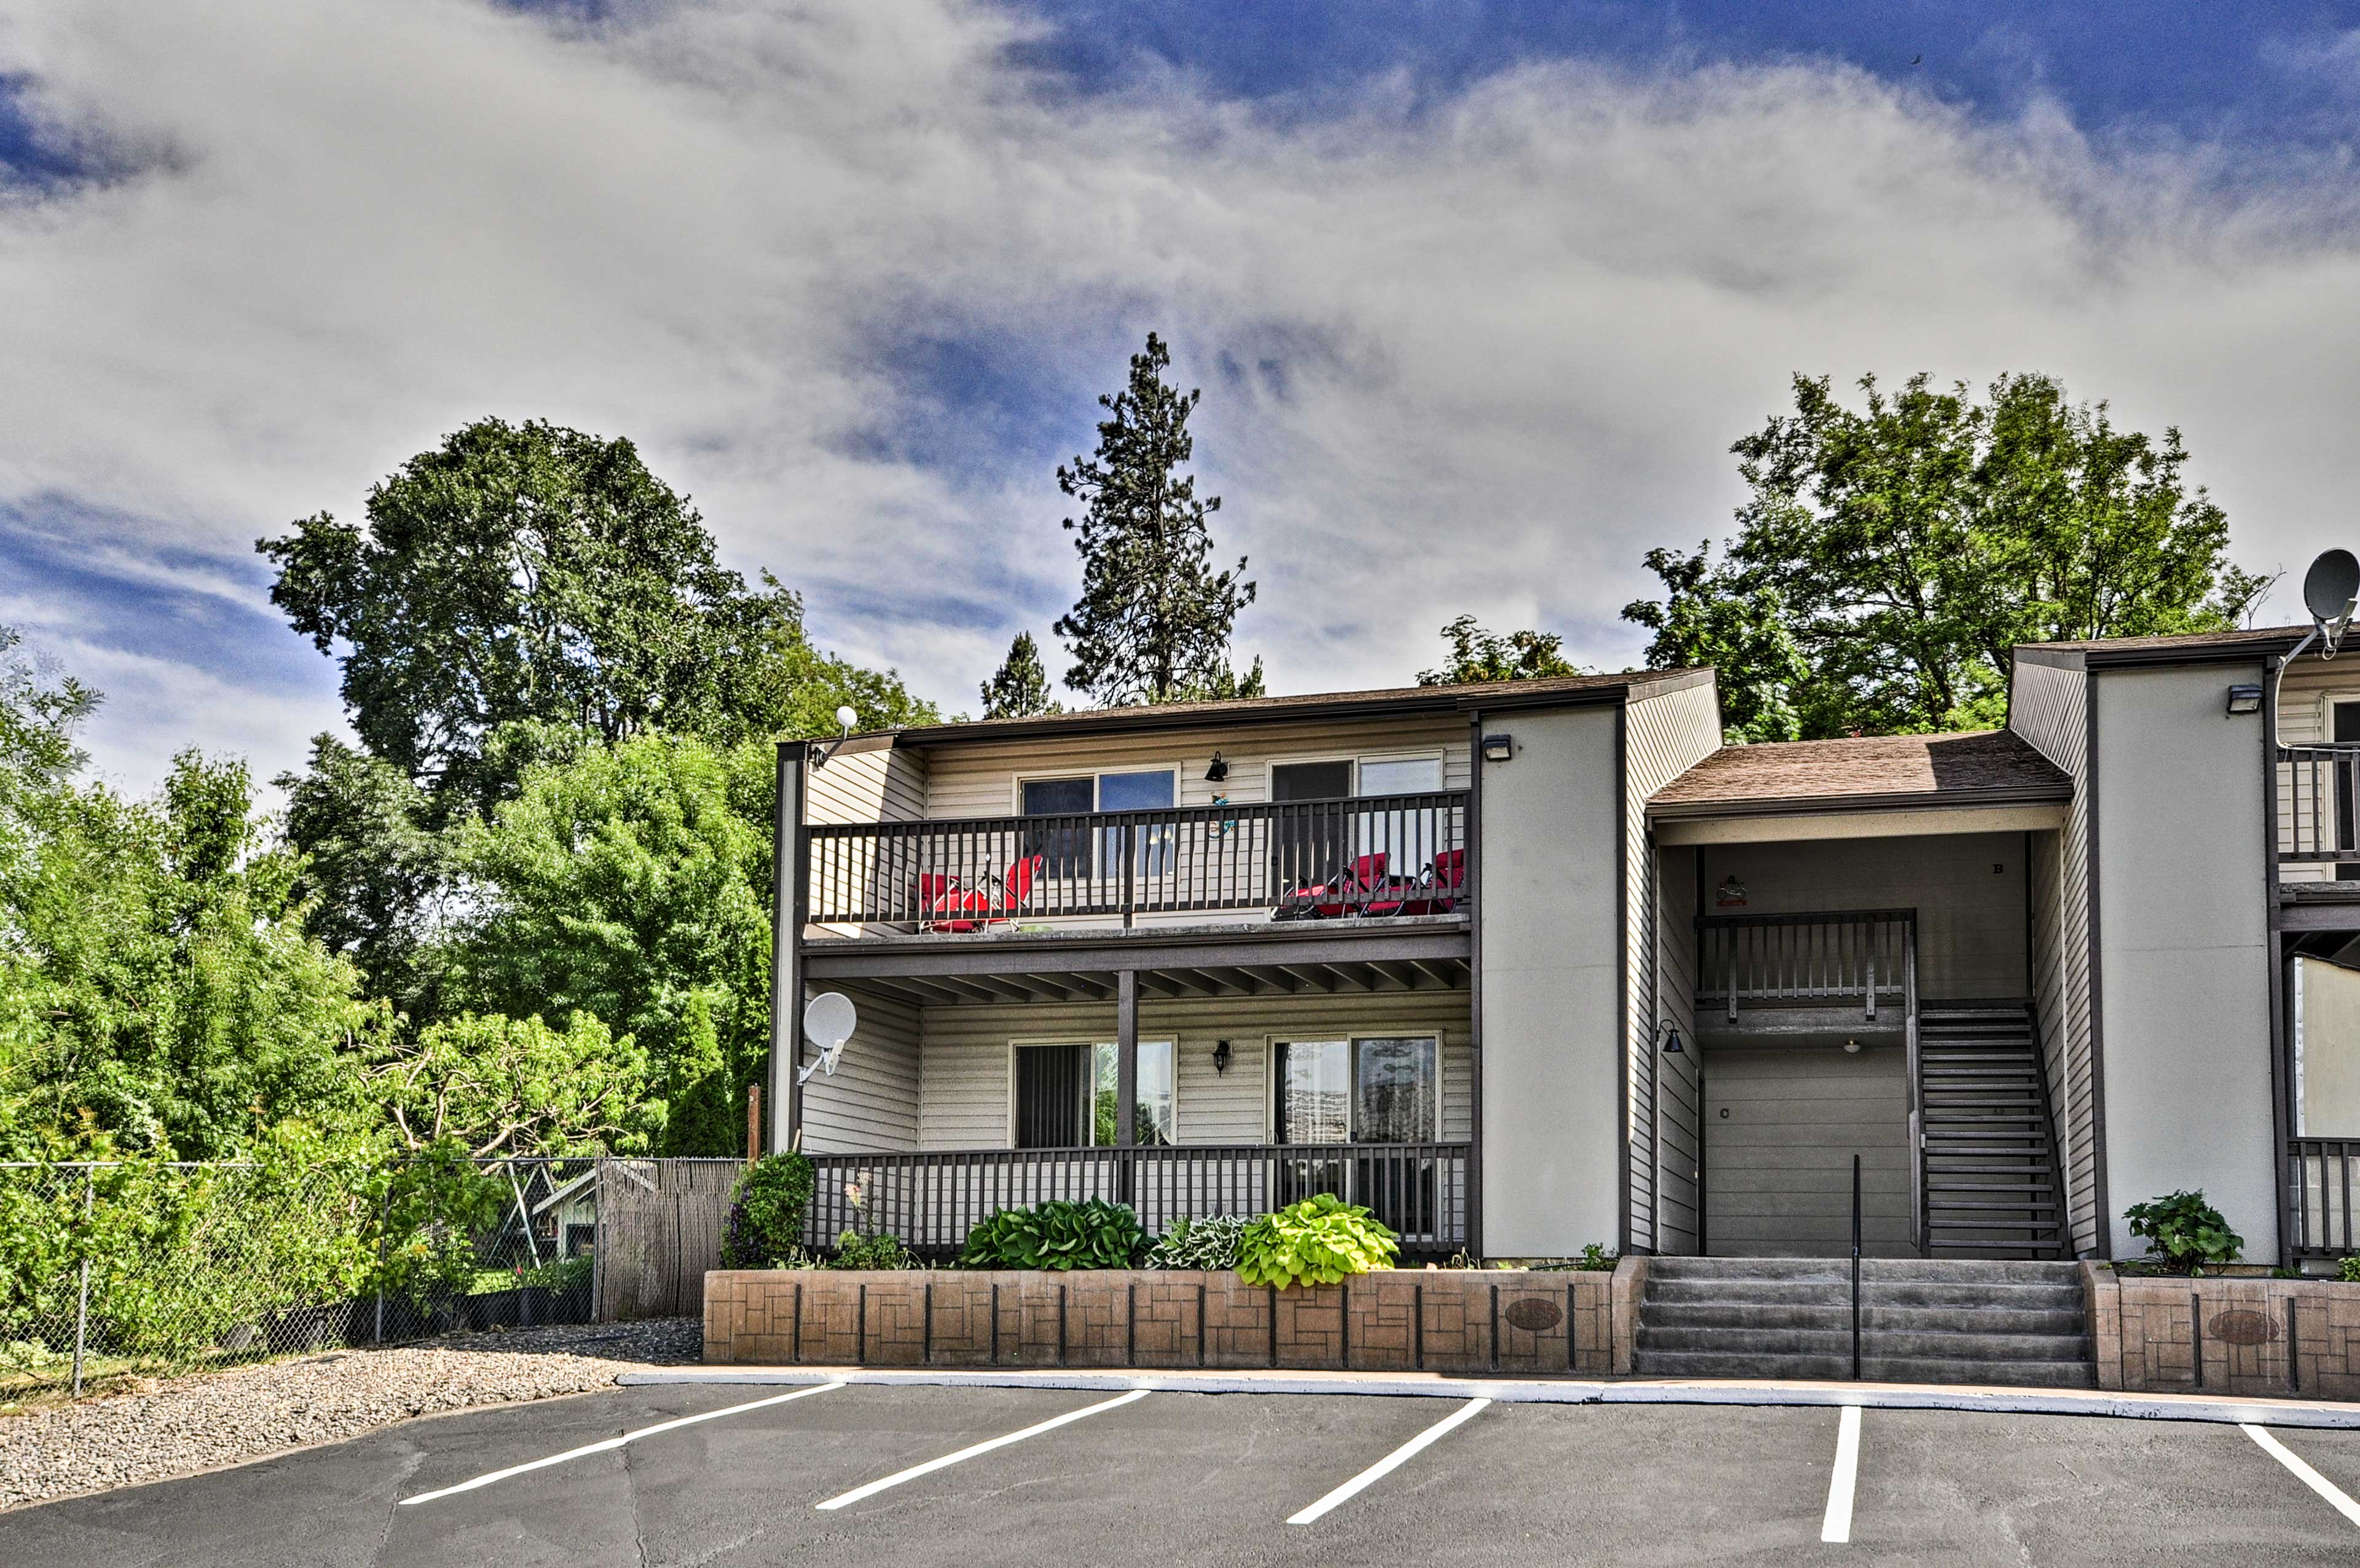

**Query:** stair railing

left=1905, top=926, right=1924, bottom=1257
left=1851, top=1151, right=1863, bottom=1381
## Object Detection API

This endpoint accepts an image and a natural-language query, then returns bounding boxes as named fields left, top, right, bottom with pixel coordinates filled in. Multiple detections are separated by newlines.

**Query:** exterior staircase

left=1918, top=1003, right=2069, bottom=1260
left=1633, top=1257, right=2094, bottom=1387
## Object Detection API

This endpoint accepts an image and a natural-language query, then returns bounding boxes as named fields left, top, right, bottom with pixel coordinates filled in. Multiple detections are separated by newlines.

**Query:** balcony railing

left=802, top=1142, right=1471, bottom=1257
left=804, top=791, right=1471, bottom=931
left=2279, top=747, right=2360, bottom=868
left=2289, top=1138, right=2360, bottom=1255
left=1695, top=909, right=1918, bottom=1022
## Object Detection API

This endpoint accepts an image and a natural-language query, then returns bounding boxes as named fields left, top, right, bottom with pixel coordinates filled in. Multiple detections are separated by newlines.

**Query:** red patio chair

left=976, top=853, right=1044, bottom=926
left=1370, top=849, right=1466, bottom=917
left=918, top=871, right=980, bottom=933
left=1275, top=852, right=1390, bottom=920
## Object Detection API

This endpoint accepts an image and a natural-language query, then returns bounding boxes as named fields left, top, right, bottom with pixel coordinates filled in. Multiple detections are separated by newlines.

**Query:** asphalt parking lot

left=11, top=1380, right=2360, bottom=1566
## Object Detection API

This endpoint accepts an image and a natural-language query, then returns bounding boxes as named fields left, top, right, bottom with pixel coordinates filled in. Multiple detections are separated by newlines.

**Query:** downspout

left=2265, top=649, right=2294, bottom=1268
left=1466, top=708, right=1485, bottom=1261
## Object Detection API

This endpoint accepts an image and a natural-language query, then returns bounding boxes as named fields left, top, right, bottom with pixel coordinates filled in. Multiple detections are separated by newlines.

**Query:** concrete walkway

left=626, top=1362, right=2360, bottom=1429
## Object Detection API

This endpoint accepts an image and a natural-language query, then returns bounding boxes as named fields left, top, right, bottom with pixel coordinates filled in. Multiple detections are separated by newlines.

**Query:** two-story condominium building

left=766, top=625, right=2360, bottom=1272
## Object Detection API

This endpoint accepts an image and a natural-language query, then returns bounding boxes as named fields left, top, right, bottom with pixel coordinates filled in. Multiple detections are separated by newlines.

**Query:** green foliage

left=1417, top=616, right=1585, bottom=686
left=720, top=1153, right=817, bottom=1269
left=275, top=735, right=449, bottom=1013
left=1053, top=333, right=1259, bottom=707
left=371, top=1011, right=659, bottom=1157
left=446, top=733, right=770, bottom=1154
left=1143, top=1213, right=1248, bottom=1271
left=828, top=1230, right=915, bottom=1270
left=1235, top=1195, right=1399, bottom=1288
left=1623, top=372, right=2267, bottom=739
left=2338, top=1253, right=2360, bottom=1285
left=2124, top=1190, right=2244, bottom=1275
left=980, top=632, right=1062, bottom=719
left=958, top=1200, right=1150, bottom=1271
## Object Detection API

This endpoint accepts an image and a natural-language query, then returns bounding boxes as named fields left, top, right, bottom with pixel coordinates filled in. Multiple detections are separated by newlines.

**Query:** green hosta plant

left=1144, top=1214, right=1249, bottom=1271
left=1237, top=1195, right=1398, bottom=1289
left=2124, top=1190, right=2243, bottom=1275
left=2338, top=1253, right=2360, bottom=1285
left=958, top=1200, right=1149, bottom=1271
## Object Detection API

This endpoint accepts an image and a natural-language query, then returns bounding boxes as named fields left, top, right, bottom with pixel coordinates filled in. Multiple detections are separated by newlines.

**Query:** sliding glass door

left=1013, top=1041, right=1175, bottom=1148
left=1273, top=1036, right=1441, bottom=1235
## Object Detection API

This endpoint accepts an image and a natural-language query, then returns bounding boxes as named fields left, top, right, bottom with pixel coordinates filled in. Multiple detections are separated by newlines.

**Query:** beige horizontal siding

left=914, top=991, right=1473, bottom=1151
left=2275, top=662, right=2360, bottom=880
left=803, top=747, right=930, bottom=936
left=919, top=716, right=1471, bottom=820
left=1704, top=1045, right=1913, bottom=1256
left=1656, top=844, right=1702, bottom=1253
left=801, top=992, right=920, bottom=1154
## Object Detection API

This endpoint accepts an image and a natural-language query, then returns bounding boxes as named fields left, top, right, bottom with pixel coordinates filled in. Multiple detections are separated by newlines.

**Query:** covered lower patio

left=787, top=928, right=1476, bottom=1259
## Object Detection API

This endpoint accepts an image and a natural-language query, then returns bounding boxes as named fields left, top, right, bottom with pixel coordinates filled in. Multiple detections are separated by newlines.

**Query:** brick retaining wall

left=704, top=1265, right=1630, bottom=1375
left=2084, top=1263, right=2360, bottom=1398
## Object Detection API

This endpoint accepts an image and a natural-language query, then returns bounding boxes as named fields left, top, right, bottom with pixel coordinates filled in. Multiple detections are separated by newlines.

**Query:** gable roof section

left=1648, top=729, right=2071, bottom=820
left=884, top=667, right=1713, bottom=748
left=2017, top=624, right=2305, bottom=670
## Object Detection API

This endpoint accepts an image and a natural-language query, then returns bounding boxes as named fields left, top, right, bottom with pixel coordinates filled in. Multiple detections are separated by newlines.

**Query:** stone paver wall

left=704, top=1266, right=1628, bottom=1374
left=2084, top=1264, right=2360, bottom=1398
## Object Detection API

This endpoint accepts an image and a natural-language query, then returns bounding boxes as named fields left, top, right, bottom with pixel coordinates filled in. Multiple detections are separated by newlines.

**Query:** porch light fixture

left=1212, top=1039, right=1232, bottom=1075
left=1657, top=1022, right=1684, bottom=1056
left=1205, top=752, right=1229, bottom=783
left=1481, top=732, right=1514, bottom=763
left=2225, top=683, right=2264, bottom=715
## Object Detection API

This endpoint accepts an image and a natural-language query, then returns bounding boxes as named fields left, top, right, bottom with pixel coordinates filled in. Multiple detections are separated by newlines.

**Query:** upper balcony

left=799, top=789, right=1472, bottom=948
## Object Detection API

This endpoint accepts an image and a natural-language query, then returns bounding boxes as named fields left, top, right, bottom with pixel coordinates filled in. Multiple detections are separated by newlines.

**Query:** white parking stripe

left=814, top=1388, right=1150, bottom=1511
left=1820, top=1404, right=1862, bottom=1544
left=2243, top=1424, right=2360, bottom=1529
left=399, top=1381, right=844, bottom=1506
left=1286, top=1397, right=1490, bottom=1526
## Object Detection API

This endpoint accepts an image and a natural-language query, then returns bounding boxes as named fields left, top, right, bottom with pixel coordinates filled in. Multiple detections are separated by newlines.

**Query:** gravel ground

left=0, top=1316, right=701, bottom=1512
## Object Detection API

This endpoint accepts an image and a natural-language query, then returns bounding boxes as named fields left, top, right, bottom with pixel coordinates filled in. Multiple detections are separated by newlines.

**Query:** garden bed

left=702, top=1264, right=1645, bottom=1377
left=2087, top=1264, right=2360, bottom=1397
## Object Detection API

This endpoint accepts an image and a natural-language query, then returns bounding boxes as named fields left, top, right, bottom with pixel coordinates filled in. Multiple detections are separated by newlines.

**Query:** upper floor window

left=1020, top=770, right=1176, bottom=879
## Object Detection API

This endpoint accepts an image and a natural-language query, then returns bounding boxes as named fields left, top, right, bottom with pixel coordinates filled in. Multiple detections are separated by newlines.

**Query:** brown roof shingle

left=1649, top=729, right=2070, bottom=817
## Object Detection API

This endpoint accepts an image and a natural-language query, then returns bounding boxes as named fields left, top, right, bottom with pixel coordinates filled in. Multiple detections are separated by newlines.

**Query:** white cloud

left=5, top=0, right=2359, bottom=788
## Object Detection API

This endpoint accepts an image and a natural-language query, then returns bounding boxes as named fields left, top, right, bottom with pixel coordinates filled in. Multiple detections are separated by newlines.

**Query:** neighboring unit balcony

left=801, top=791, right=1473, bottom=943
left=2278, top=745, right=2360, bottom=896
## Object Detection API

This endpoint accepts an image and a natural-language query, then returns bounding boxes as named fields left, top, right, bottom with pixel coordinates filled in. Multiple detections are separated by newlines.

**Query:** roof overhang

left=1651, top=791, right=2069, bottom=845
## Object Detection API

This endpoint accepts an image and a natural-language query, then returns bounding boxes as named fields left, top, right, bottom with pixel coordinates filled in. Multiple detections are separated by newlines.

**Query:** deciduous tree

left=1417, top=616, right=1585, bottom=686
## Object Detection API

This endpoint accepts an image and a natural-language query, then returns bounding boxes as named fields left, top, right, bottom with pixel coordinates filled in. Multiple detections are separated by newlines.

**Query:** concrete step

left=1641, top=1301, right=2088, bottom=1336
left=1637, top=1325, right=2091, bottom=1363
left=1631, top=1348, right=1857, bottom=1380
left=1862, top=1355, right=2096, bottom=1389
left=1646, top=1256, right=1855, bottom=1281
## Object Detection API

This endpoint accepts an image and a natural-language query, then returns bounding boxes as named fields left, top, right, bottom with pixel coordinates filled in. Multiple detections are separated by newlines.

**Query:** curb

left=616, top=1365, right=2360, bottom=1429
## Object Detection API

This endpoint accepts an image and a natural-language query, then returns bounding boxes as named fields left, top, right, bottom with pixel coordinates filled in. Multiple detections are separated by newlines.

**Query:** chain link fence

left=0, top=1156, right=745, bottom=1402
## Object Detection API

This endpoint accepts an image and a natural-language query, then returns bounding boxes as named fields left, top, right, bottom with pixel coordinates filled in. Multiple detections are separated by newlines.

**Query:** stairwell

left=1918, top=1003, right=2069, bottom=1260
left=1633, top=1257, right=2094, bottom=1387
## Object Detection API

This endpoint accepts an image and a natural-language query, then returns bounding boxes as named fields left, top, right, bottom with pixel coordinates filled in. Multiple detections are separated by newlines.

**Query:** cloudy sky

left=4, top=1, right=2359, bottom=796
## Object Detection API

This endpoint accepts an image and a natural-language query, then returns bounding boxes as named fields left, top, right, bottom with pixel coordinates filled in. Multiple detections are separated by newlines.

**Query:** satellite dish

left=800, top=992, right=857, bottom=1081
left=2302, top=550, right=2360, bottom=661
left=833, top=705, right=859, bottom=734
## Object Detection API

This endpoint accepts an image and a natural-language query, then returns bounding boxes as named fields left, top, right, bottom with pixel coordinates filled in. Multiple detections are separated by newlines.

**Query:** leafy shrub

left=828, top=1230, right=914, bottom=1270
left=1237, top=1195, right=1398, bottom=1288
left=2338, top=1253, right=2360, bottom=1285
left=720, top=1152, right=816, bottom=1269
left=958, top=1200, right=1149, bottom=1271
left=1144, top=1214, right=1249, bottom=1271
left=2124, top=1190, right=2243, bottom=1274
left=1532, top=1244, right=1619, bottom=1272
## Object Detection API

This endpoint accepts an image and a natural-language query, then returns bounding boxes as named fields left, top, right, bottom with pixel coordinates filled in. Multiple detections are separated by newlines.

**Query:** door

left=2335, top=700, right=2360, bottom=879
left=1271, top=760, right=1354, bottom=893
left=1701, top=1045, right=1911, bottom=1258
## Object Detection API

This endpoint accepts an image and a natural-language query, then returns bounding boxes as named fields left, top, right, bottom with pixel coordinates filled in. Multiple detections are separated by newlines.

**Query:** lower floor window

left=1015, top=1041, right=1174, bottom=1148
left=1275, top=1036, right=1439, bottom=1144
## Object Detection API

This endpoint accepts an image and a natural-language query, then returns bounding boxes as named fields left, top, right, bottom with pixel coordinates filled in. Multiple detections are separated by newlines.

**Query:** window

left=1019, top=770, right=1177, bottom=880
left=2336, top=701, right=2360, bottom=882
left=1273, top=1036, right=1439, bottom=1143
left=1356, top=756, right=1445, bottom=880
left=1013, top=1041, right=1174, bottom=1148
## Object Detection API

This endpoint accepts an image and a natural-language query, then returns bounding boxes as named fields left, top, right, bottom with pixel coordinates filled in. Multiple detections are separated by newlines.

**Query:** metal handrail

left=2276, top=745, right=2360, bottom=863
left=1694, top=909, right=1916, bottom=1022
left=1851, top=1152, right=1863, bottom=1381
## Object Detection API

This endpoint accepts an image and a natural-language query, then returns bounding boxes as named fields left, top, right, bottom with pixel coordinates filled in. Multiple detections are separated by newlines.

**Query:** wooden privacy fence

left=592, top=1158, right=744, bottom=1321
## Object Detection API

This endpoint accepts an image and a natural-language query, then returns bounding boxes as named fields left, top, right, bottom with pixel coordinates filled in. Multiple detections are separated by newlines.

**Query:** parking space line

left=814, top=1388, right=1150, bottom=1511
left=2243, top=1424, right=2360, bottom=1529
left=1820, top=1404, right=1861, bottom=1544
left=398, top=1381, right=844, bottom=1506
left=1286, top=1397, right=1490, bottom=1526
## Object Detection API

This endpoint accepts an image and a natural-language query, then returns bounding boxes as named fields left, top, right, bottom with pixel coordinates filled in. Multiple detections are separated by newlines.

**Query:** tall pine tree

left=980, top=632, right=1061, bottom=719
left=1053, top=334, right=1258, bottom=706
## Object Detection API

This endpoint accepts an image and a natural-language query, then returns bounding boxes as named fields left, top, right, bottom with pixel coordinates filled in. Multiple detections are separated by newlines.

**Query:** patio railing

left=803, top=791, right=1471, bottom=930
left=802, top=1142, right=1471, bottom=1257
left=2289, top=1138, right=2360, bottom=1256
left=1694, top=909, right=1918, bottom=1023
left=2279, top=746, right=2360, bottom=869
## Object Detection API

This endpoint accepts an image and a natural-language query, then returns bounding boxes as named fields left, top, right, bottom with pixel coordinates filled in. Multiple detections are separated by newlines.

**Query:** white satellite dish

left=797, top=992, right=857, bottom=1083
left=2291, top=549, right=2360, bottom=663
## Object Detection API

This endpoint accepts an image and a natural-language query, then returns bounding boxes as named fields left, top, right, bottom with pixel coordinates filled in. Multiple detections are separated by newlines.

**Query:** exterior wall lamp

left=1212, top=1039, right=1232, bottom=1075
left=1657, top=1022, right=1685, bottom=1055
left=1205, top=752, right=1229, bottom=783
left=2225, top=683, right=2264, bottom=715
left=1481, top=732, right=1514, bottom=763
